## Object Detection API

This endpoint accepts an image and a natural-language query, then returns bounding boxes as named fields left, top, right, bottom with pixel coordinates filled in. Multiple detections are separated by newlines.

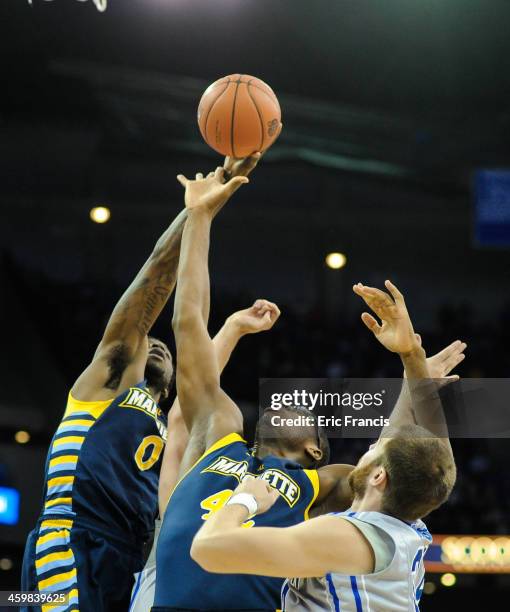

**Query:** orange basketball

left=197, top=74, right=281, bottom=158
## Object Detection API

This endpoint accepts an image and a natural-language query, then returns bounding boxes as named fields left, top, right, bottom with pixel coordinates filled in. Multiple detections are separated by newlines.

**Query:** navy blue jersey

left=40, top=382, right=167, bottom=542
left=154, top=433, right=319, bottom=611
left=21, top=381, right=166, bottom=609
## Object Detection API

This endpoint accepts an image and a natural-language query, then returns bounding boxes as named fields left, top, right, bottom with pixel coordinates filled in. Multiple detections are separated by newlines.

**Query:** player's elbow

left=190, top=536, right=226, bottom=573
left=177, top=365, right=219, bottom=401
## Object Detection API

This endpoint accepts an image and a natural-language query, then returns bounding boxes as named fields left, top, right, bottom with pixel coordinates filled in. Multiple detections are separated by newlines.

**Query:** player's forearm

left=212, top=319, right=245, bottom=373
left=381, top=346, right=436, bottom=439
left=400, top=347, right=451, bottom=442
left=173, top=208, right=213, bottom=335
left=381, top=382, right=417, bottom=438
left=151, top=208, right=188, bottom=261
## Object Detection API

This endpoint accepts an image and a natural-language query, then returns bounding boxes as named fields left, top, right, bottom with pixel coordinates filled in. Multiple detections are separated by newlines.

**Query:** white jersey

left=129, top=519, right=161, bottom=612
left=282, top=510, right=432, bottom=612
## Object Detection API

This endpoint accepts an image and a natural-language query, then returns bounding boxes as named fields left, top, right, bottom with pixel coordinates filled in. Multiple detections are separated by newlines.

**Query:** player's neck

left=350, top=491, right=383, bottom=513
left=254, top=443, right=280, bottom=459
left=254, top=443, right=308, bottom=467
left=147, top=385, right=162, bottom=404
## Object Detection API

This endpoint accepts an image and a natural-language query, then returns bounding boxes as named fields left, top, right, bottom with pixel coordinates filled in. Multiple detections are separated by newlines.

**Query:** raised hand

left=423, top=339, right=467, bottom=387
left=227, top=299, right=281, bottom=336
left=223, top=152, right=263, bottom=181
left=353, top=280, right=419, bottom=355
left=177, top=167, right=249, bottom=215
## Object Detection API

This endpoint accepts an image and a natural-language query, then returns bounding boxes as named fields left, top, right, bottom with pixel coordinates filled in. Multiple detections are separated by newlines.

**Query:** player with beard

left=20, top=156, right=258, bottom=612
left=191, top=280, right=461, bottom=612
left=152, top=162, right=465, bottom=611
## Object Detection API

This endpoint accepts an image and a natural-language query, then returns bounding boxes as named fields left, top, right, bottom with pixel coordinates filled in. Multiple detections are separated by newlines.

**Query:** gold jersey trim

left=66, top=391, right=114, bottom=419
left=303, top=468, right=320, bottom=520
left=163, top=432, right=246, bottom=511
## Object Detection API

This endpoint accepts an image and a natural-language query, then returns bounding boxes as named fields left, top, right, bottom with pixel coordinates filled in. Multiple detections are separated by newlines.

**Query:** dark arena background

left=1, top=1, right=510, bottom=610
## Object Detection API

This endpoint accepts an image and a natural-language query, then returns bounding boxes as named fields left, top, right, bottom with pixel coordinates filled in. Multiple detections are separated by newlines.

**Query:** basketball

left=197, top=74, right=281, bottom=158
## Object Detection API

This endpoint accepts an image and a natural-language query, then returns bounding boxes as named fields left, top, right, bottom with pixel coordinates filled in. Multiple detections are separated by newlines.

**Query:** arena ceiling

left=2, top=0, right=510, bottom=189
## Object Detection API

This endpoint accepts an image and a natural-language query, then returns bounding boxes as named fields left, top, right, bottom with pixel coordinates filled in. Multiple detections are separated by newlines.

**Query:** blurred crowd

left=12, top=265, right=510, bottom=536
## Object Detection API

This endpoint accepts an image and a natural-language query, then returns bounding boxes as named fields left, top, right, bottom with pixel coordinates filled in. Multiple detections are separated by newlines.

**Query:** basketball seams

left=230, top=76, right=242, bottom=158
left=199, top=75, right=280, bottom=156
left=202, top=81, right=232, bottom=146
left=246, top=81, right=279, bottom=108
left=247, top=81, right=265, bottom=152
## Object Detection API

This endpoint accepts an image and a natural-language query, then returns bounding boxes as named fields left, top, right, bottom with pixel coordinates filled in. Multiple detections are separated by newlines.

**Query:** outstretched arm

left=310, top=288, right=466, bottom=516
left=191, top=477, right=374, bottom=577
left=159, top=300, right=282, bottom=516
left=311, top=340, right=465, bottom=516
left=353, top=280, right=458, bottom=465
left=72, top=209, right=187, bottom=402
left=173, top=159, right=280, bottom=456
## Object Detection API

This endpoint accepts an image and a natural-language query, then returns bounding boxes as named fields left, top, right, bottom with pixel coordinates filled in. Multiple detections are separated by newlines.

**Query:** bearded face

left=348, top=460, right=379, bottom=498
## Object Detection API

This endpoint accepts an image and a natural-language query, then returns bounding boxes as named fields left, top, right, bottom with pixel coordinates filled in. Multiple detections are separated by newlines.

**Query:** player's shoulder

left=408, top=518, right=432, bottom=544
left=63, top=389, right=115, bottom=420
left=202, top=432, right=249, bottom=458
left=61, top=382, right=165, bottom=432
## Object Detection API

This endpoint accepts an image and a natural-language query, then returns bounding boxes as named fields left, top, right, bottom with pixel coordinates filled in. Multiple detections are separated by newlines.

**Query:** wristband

left=226, top=493, right=258, bottom=517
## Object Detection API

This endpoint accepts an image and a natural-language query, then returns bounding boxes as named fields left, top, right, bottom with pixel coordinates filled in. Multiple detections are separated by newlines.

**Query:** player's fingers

left=262, top=311, right=272, bottom=326
left=353, top=285, right=389, bottom=318
left=176, top=174, right=188, bottom=187
left=214, top=166, right=226, bottom=182
left=195, top=172, right=204, bottom=180
left=241, top=152, right=262, bottom=175
left=434, top=340, right=464, bottom=363
left=437, top=374, right=460, bottom=389
left=444, top=351, right=466, bottom=374
left=207, top=171, right=215, bottom=179
left=268, top=302, right=281, bottom=318
left=353, top=284, right=378, bottom=312
left=384, top=280, right=405, bottom=306
left=361, top=312, right=382, bottom=335
left=355, top=284, right=394, bottom=309
left=226, top=175, right=249, bottom=195
left=256, top=299, right=278, bottom=312
left=365, top=288, right=395, bottom=310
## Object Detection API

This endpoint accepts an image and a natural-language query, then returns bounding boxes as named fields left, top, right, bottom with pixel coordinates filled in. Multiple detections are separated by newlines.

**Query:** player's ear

left=161, top=386, right=170, bottom=401
left=371, top=466, right=387, bottom=489
left=305, top=443, right=323, bottom=466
